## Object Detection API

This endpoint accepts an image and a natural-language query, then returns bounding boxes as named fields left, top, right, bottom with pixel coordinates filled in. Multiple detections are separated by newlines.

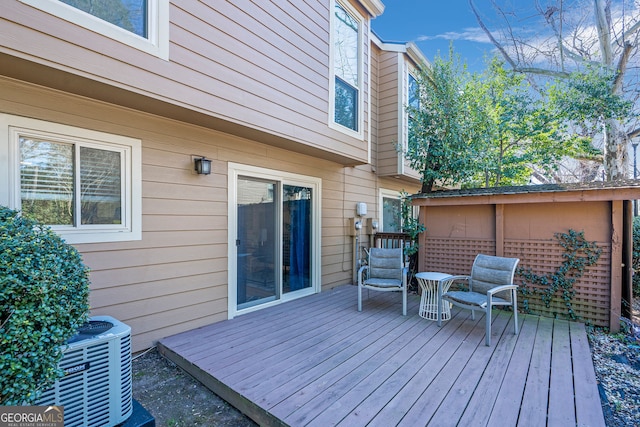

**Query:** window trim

left=0, top=114, right=142, bottom=244
left=379, top=188, right=402, bottom=233
left=405, top=69, right=420, bottom=150
left=329, top=0, right=365, bottom=138
left=20, top=0, right=169, bottom=60
left=379, top=188, right=419, bottom=233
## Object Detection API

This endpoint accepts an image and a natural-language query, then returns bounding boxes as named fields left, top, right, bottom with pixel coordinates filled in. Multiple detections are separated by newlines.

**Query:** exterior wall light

left=194, top=157, right=212, bottom=175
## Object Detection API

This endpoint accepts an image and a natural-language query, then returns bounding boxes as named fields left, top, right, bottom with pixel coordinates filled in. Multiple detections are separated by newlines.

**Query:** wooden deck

left=158, top=285, right=605, bottom=427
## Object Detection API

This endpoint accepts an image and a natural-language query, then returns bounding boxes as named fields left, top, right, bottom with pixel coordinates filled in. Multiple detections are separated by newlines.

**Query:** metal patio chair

left=358, top=247, right=408, bottom=316
left=439, top=254, right=520, bottom=346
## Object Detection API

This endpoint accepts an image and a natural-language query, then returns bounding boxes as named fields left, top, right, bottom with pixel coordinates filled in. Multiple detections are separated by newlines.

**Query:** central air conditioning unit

left=37, top=315, right=133, bottom=427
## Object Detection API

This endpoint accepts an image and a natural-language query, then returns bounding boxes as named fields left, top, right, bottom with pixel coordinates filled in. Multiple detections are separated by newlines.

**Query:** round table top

left=415, top=272, right=452, bottom=281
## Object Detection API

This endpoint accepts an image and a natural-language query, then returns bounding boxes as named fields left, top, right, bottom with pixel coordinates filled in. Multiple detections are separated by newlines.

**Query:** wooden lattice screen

left=414, top=187, right=637, bottom=331
left=423, top=237, right=612, bottom=327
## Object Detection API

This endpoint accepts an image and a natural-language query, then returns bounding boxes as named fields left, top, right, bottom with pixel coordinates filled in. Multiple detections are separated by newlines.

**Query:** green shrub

left=633, top=216, right=640, bottom=297
left=0, top=206, right=90, bottom=405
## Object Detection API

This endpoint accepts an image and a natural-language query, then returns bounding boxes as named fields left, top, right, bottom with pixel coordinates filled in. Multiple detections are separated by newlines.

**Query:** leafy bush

left=399, top=191, right=426, bottom=293
left=0, top=206, right=90, bottom=405
left=633, top=216, right=640, bottom=297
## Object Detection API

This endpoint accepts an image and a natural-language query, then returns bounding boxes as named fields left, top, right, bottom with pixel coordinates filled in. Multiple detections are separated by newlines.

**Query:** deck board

left=311, top=310, right=475, bottom=427
left=456, top=314, right=523, bottom=426
left=519, top=315, right=554, bottom=426
left=570, top=321, right=607, bottom=426
left=485, top=315, right=538, bottom=427
left=158, top=285, right=605, bottom=427
left=363, top=311, right=482, bottom=427
left=549, top=319, right=577, bottom=426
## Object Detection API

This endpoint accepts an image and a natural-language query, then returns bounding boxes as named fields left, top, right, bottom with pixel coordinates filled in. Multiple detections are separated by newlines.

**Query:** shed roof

left=412, top=180, right=640, bottom=206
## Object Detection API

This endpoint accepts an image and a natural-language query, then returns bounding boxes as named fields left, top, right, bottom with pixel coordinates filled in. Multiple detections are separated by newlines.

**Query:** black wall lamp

left=194, top=157, right=212, bottom=175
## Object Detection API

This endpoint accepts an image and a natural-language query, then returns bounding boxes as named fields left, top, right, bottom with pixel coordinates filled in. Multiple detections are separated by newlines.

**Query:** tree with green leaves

left=405, top=49, right=482, bottom=192
left=470, top=0, right=640, bottom=181
left=466, top=57, right=570, bottom=187
left=405, top=51, right=574, bottom=190
left=543, top=64, right=634, bottom=182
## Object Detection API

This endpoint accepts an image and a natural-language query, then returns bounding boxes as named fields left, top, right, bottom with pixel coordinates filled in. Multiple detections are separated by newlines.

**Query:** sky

left=371, top=0, right=495, bottom=72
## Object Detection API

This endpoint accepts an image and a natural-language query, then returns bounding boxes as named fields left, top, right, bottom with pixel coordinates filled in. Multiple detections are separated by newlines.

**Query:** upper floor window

left=0, top=114, right=142, bottom=244
left=60, top=0, right=148, bottom=38
left=20, top=0, right=169, bottom=59
left=380, top=189, right=419, bottom=233
left=408, top=73, right=420, bottom=110
left=332, top=1, right=362, bottom=134
left=407, top=72, right=420, bottom=148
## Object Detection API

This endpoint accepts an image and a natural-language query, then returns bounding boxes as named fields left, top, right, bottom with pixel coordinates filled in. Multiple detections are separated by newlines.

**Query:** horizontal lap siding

left=376, top=51, right=400, bottom=176
left=2, top=0, right=369, bottom=162
left=370, top=43, right=379, bottom=170
left=1, top=77, right=421, bottom=352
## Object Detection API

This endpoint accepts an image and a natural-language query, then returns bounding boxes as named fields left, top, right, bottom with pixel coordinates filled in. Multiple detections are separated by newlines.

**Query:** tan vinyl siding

left=1, top=77, right=418, bottom=352
left=370, top=38, right=422, bottom=182
left=370, top=42, right=380, bottom=170
left=1, top=0, right=371, bottom=164
left=376, top=50, right=401, bottom=176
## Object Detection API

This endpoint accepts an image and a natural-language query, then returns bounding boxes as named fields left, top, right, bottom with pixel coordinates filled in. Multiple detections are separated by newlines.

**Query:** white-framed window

left=330, top=0, right=363, bottom=136
left=0, top=114, right=142, bottom=244
left=407, top=71, right=420, bottom=150
left=20, top=0, right=169, bottom=60
left=379, top=189, right=402, bottom=232
left=408, top=72, right=420, bottom=110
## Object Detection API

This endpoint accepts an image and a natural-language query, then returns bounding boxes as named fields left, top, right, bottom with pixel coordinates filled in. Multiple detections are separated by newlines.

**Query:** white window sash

left=20, top=0, right=169, bottom=60
left=1, top=114, right=142, bottom=244
left=329, top=0, right=365, bottom=138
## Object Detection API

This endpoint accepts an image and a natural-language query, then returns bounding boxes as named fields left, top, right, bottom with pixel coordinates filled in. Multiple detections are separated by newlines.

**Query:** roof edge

left=359, top=0, right=385, bottom=17
left=411, top=180, right=640, bottom=204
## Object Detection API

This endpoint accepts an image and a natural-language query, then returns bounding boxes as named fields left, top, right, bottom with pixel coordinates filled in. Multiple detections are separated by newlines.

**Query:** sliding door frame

left=227, top=163, right=322, bottom=319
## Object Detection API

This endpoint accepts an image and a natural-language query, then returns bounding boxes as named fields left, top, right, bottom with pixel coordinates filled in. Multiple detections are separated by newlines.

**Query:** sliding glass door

left=236, top=177, right=277, bottom=309
left=231, top=166, right=319, bottom=315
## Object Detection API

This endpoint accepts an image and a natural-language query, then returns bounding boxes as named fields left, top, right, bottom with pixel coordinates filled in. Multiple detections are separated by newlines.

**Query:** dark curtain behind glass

left=288, top=199, right=310, bottom=291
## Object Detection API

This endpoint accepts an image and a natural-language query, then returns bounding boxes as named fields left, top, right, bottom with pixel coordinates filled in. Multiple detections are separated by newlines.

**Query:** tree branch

left=613, top=42, right=633, bottom=93
left=622, top=19, right=640, bottom=41
left=469, top=0, right=518, bottom=70
left=594, top=0, right=613, bottom=65
left=469, top=0, right=551, bottom=90
left=512, top=67, right=570, bottom=78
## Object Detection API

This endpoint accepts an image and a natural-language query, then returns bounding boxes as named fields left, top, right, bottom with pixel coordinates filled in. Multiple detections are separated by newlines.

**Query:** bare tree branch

left=613, top=42, right=634, bottom=93
left=511, top=67, right=570, bottom=78
left=469, top=0, right=519, bottom=70
left=622, top=19, right=640, bottom=41
left=594, top=0, right=613, bottom=65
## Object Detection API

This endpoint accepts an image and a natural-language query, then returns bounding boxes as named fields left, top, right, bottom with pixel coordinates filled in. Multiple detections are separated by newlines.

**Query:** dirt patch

left=132, top=348, right=257, bottom=427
